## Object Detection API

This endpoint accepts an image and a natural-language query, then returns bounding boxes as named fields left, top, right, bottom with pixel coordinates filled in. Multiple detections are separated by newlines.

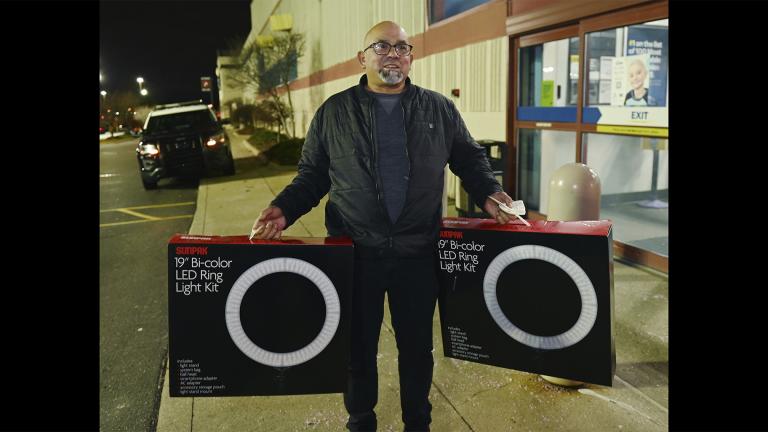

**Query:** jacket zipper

left=394, top=99, right=411, bottom=226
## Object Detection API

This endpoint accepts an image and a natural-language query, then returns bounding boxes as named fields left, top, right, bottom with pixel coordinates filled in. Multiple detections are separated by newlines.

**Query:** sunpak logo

left=176, top=246, right=208, bottom=255
left=440, top=230, right=463, bottom=239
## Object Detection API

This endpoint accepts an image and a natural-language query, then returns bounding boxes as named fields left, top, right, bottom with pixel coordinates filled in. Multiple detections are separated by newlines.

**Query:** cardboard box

left=437, top=218, right=615, bottom=386
left=168, top=234, right=353, bottom=397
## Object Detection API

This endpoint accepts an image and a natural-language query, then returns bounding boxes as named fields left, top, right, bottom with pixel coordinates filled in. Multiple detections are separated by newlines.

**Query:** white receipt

left=488, top=196, right=531, bottom=226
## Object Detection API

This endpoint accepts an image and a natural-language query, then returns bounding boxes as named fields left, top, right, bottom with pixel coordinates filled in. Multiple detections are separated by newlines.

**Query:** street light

left=136, top=77, right=148, bottom=97
left=100, top=90, right=107, bottom=105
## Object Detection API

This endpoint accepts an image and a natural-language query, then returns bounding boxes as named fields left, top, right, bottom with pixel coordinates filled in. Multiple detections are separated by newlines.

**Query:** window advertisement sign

left=583, top=22, right=668, bottom=129
left=540, top=80, right=554, bottom=107
left=599, top=56, right=614, bottom=105
left=627, top=25, right=668, bottom=107
left=611, top=54, right=652, bottom=107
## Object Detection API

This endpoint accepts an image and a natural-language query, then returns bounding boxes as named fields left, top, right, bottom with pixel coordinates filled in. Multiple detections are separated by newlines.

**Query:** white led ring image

left=483, top=245, right=597, bottom=350
left=225, top=257, right=341, bottom=367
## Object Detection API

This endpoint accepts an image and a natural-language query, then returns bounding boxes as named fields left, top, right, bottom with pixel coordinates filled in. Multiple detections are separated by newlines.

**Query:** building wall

left=268, top=0, right=427, bottom=77
left=242, top=0, right=506, bottom=140
left=216, top=56, right=244, bottom=119
left=286, top=36, right=508, bottom=141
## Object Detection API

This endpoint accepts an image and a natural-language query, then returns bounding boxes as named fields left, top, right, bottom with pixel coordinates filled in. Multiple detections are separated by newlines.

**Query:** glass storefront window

left=519, top=37, right=579, bottom=108
left=585, top=19, right=668, bottom=108
left=517, top=129, right=576, bottom=214
left=513, top=10, right=669, bottom=270
left=583, top=132, right=668, bottom=257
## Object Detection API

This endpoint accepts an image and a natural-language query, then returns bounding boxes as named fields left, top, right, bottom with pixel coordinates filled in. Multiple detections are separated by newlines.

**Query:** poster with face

left=627, top=25, right=668, bottom=107
left=610, top=54, right=652, bottom=107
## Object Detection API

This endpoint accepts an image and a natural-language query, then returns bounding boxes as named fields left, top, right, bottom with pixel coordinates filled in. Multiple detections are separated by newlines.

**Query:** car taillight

left=206, top=133, right=226, bottom=147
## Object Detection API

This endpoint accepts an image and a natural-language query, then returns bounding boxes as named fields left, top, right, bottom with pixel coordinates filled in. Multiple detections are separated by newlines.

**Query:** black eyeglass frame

left=363, top=41, right=414, bottom=56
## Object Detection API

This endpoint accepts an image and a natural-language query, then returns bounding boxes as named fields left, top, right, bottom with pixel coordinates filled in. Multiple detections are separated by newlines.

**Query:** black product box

left=168, top=234, right=354, bottom=397
left=437, top=218, right=615, bottom=386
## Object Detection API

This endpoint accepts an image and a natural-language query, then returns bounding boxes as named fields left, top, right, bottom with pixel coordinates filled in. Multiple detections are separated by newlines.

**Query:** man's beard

left=378, top=68, right=404, bottom=85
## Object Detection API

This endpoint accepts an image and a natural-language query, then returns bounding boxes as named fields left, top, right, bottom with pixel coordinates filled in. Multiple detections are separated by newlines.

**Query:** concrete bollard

left=540, top=162, right=601, bottom=388
left=546, top=163, right=601, bottom=221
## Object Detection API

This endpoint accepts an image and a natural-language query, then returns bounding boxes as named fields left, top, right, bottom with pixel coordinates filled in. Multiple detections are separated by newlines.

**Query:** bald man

left=251, top=21, right=514, bottom=431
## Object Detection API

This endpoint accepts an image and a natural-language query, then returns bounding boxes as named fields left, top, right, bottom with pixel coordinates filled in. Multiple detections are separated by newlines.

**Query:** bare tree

left=103, top=90, right=150, bottom=131
left=232, top=32, right=306, bottom=139
left=222, top=35, right=245, bottom=58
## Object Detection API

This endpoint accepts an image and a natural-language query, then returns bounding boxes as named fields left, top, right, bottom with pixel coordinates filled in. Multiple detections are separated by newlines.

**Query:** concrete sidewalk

left=155, top=126, right=668, bottom=431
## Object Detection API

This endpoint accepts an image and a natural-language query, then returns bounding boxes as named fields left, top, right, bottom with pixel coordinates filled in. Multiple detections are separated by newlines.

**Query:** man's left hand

left=483, top=191, right=516, bottom=224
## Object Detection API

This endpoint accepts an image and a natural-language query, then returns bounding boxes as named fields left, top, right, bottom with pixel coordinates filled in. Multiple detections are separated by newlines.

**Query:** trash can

left=455, top=140, right=508, bottom=218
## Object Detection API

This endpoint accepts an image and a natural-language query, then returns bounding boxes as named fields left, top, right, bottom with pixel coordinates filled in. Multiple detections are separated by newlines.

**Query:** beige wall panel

left=285, top=35, right=508, bottom=142
left=289, top=74, right=361, bottom=137
left=242, top=1, right=507, bottom=146
left=247, top=0, right=427, bottom=75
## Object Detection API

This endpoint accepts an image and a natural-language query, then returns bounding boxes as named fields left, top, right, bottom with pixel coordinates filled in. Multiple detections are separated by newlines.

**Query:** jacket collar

left=355, top=74, right=416, bottom=104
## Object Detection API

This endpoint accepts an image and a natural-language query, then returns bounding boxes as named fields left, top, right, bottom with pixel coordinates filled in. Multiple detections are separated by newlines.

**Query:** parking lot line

left=117, top=208, right=161, bottom=221
left=100, top=201, right=196, bottom=213
left=100, top=215, right=194, bottom=228
left=100, top=201, right=197, bottom=228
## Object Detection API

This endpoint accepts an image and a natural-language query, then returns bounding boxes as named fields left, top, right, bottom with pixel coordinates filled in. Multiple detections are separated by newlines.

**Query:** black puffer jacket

left=271, top=75, right=502, bottom=257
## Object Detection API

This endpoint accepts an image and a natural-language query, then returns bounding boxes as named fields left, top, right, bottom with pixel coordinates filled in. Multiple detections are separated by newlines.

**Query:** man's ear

left=357, top=51, right=366, bottom=68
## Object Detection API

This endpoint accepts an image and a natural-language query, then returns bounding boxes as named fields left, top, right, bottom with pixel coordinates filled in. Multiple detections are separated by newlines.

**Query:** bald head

left=363, top=21, right=409, bottom=48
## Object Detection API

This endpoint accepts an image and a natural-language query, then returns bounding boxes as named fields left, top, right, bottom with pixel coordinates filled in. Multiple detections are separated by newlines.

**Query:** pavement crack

left=190, top=397, right=195, bottom=432
left=297, top=218, right=313, bottom=236
left=432, top=381, right=475, bottom=431
left=614, top=374, right=668, bottom=414
left=149, top=350, right=168, bottom=432
left=578, top=388, right=666, bottom=428
left=469, top=381, right=513, bottom=399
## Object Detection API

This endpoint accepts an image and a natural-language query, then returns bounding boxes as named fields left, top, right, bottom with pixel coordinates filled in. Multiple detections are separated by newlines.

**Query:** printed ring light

left=226, top=258, right=340, bottom=367
left=483, top=245, right=597, bottom=350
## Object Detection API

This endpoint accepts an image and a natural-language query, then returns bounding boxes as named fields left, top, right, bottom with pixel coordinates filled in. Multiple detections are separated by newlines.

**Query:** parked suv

left=136, top=101, right=235, bottom=189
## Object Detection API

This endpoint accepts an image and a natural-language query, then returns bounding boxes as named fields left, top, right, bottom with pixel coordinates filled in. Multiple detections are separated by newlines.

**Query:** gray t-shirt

left=369, top=91, right=409, bottom=224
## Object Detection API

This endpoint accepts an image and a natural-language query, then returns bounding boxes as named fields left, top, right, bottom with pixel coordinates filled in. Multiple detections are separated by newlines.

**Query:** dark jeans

left=344, top=254, right=439, bottom=432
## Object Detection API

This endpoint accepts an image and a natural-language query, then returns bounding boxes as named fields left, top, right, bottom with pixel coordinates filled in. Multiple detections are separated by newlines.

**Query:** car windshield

left=145, top=110, right=216, bottom=134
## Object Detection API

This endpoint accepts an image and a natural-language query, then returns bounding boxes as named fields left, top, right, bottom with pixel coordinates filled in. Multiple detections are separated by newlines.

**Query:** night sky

left=99, top=0, right=251, bottom=106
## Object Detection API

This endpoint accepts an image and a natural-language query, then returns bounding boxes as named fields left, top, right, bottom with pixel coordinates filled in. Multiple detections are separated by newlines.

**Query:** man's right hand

left=250, top=206, right=287, bottom=240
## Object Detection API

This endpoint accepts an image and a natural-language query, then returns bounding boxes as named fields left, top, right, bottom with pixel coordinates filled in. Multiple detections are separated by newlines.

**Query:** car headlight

left=206, top=133, right=227, bottom=147
left=138, top=141, right=160, bottom=156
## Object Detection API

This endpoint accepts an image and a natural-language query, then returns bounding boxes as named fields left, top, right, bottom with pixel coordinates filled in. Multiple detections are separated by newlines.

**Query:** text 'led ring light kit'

left=167, top=234, right=353, bottom=397
left=437, top=218, right=615, bottom=386
left=167, top=217, right=614, bottom=397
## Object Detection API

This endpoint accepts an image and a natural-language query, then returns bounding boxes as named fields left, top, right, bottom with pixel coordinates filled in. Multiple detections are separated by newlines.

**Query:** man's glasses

left=363, top=41, right=413, bottom=57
